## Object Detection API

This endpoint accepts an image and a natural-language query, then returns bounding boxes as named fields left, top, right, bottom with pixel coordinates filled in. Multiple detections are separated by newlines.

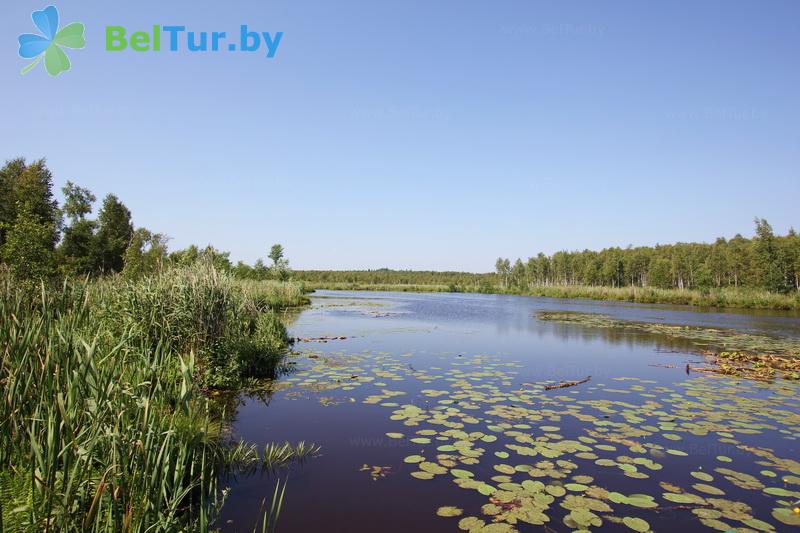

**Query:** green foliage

left=0, top=202, right=57, bottom=284
left=268, top=244, right=284, bottom=266
left=98, top=261, right=294, bottom=388
left=62, top=180, right=95, bottom=221
left=0, top=158, right=27, bottom=247
left=0, top=264, right=310, bottom=532
left=9, top=159, right=60, bottom=245
left=491, top=219, right=798, bottom=295
left=0, top=159, right=61, bottom=283
left=94, top=194, right=133, bottom=273
left=122, top=227, right=167, bottom=279
left=170, top=244, right=233, bottom=272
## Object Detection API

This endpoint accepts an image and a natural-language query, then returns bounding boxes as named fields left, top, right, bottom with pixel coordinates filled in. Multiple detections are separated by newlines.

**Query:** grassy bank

left=521, top=284, right=800, bottom=311
left=304, top=280, right=800, bottom=311
left=305, top=281, right=455, bottom=293
left=0, top=263, right=311, bottom=531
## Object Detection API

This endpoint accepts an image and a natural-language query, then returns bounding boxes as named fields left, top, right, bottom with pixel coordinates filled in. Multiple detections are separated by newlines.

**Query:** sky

left=1, top=0, right=798, bottom=272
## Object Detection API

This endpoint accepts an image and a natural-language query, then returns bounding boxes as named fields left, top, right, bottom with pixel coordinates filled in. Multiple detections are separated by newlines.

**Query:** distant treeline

left=293, top=269, right=494, bottom=291
left=495, top=219, right=800, bottom=294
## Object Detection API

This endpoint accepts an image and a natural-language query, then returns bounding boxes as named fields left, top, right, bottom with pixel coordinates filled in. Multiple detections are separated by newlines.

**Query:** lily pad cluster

left=265, top=327, right=800, bottom=532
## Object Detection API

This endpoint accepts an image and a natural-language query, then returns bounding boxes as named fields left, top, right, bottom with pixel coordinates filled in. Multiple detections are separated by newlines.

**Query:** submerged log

left=544, top=375, right=592, bottom=390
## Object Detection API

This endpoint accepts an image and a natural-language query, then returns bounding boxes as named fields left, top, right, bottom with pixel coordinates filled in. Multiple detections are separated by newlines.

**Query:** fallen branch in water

left=544, top=376, right=592, bottom=390
left=292, top=336, right=349, bottom=343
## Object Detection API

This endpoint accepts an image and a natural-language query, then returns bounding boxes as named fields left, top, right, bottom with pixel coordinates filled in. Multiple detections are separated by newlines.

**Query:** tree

left=0, top=158, right=26, bottom=246
left=784, top=228, right=800, bottom=292
left=0, top=158, right=61, bottom=250
left=268, top=244, right=290, bottom=280
left=94, top=194, right=133, bottom=273
left=268, top=244, right=284, bottom=266
left=1, top=201, right=57, bottom=283
left=62, top=181, right=95, bottom=221
left=648, top=258, right=672, bottom=289
left=122, top=228, right=167, bottom=279
left=495, top=258, right=511, bottom=288
left=753, top=218, right=787, bottom=293
left=511, top=258, right=526, bottom=288
left=59, top=181, right=98, bottom=276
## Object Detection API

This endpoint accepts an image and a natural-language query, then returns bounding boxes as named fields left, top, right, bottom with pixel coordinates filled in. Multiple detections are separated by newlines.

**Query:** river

left=219, top=290, right=800, bottom=532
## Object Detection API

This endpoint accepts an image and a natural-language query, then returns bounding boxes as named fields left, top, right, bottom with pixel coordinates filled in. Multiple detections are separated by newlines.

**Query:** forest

left=493, top=220, right=800, bottom=294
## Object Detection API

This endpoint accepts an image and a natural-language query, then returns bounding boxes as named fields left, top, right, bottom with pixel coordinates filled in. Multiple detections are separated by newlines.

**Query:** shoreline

left=300, top=281, right=800, bottom=312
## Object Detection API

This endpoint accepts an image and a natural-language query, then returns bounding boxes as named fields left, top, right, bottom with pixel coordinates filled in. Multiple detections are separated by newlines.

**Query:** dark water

left=219, top=291, right=800, bottom=532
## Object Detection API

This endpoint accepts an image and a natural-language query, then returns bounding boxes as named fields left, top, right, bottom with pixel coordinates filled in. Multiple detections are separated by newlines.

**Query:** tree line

left=495, top=219, right=800, bottom=294
left=0, top=158, right=289, bottom=284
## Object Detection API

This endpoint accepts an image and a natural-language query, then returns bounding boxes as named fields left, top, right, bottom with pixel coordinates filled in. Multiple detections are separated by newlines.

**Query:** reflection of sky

left=312, top=290, right=800, bottom=339
left=221, top=290, right=800, bottom=533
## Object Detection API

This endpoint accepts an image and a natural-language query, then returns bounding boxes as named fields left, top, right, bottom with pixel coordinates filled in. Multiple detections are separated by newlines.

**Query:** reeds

left=0, top=265, right=313, bottom=531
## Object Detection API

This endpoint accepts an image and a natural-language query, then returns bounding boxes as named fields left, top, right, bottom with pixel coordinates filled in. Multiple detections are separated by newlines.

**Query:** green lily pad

left=436, top=506, right=463, bottom=517
left=623, top=516, right=651, bottom=532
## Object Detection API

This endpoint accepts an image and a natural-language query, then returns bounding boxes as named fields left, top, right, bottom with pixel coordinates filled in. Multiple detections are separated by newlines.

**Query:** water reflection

left=217, top=291, right=800, bottom=533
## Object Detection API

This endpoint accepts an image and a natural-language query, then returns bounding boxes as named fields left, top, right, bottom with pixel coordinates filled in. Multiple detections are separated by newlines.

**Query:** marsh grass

left=305, top=281, right=800, bottom=311
left=0, top=265, right=314, bottom=532
left=236, top=279, right=309, bottom=310
left=522, top=284, right=800, bottom=311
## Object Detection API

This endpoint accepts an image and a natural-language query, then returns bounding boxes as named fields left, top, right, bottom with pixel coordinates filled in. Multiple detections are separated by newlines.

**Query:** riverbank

left=0, top=264, right=312, bottom=531
left=302, top=280, right=800, bottom=311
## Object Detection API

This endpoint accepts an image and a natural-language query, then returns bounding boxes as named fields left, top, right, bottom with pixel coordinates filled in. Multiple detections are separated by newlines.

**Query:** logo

left=18, top=5, right=85, bottom=77
left=104, top=25, right=283, bottom=57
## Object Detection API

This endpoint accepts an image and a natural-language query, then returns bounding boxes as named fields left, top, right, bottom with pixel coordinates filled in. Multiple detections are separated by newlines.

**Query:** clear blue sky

left=1, top=0, right=798, bottom=272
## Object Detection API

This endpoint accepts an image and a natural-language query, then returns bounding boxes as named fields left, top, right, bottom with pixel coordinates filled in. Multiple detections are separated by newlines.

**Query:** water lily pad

left=565, top=483, right=589, bottom=492
left=691, top=471, right=714, bottom=482
left=693, top=483, right=725, bottom=496
left=772, top=508, right=800, bottom=526
left=493, top=464, right=515, bottom=475
left=622, top=516, right=650, bottom=532
left=477, top=483, right=496, bottom=496
left=457, top=517, right=486, bottom=531
left=436, top=506, right=463, bottom=517
left=404, top=455, right=425, bottom=464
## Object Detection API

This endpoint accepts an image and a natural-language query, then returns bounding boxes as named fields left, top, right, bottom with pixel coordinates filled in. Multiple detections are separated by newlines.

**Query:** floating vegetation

left=359, top=464, right=393, bottom=481
left=246, top=309, right=800, bottom=532
left=538, top=311, right=800, bottom=379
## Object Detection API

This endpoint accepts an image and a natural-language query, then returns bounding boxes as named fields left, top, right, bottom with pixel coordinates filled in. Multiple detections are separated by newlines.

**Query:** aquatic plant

left=268, top=325, right=800, bottom=532
left=0, top=266, right=316, bottom=531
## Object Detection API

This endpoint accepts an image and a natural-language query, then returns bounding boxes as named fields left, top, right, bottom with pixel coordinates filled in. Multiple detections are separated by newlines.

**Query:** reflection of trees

left=279, top=307, right=304, bottom=328
left=213, top=363, right=298, bottom=431
left=543, top=322, right=702, bottom=354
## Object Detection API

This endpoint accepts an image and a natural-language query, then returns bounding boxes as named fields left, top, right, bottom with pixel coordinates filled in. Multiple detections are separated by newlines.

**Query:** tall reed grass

left=0, top=264, right=314, bottom=532
left=519, top=284, right=800, bottom=311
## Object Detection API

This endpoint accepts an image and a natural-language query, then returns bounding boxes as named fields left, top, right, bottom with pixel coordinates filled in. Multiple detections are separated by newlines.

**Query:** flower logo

left=18, top=5, right=85, bottom=76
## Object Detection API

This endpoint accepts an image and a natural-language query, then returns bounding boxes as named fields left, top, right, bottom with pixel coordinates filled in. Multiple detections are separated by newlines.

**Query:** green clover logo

left=18, top=5, right=85, bottom=76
